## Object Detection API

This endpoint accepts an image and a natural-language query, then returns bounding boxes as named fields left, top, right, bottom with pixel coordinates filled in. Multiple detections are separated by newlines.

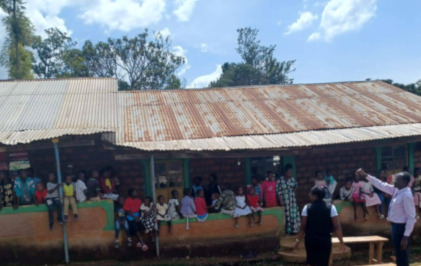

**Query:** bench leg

left=369, top=242, right=374, bottom=264
left=376, top=242, right=384, bottom=263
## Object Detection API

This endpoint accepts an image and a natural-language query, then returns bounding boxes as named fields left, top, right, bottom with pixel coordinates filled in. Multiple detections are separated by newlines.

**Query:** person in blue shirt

left=14, top=169, right=35, bottom=206
left=192, top=176, right=203, bottom=197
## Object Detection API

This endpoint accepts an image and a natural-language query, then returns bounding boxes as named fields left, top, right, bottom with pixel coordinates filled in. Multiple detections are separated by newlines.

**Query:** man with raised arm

left=356, top=168, right=416, bottom=266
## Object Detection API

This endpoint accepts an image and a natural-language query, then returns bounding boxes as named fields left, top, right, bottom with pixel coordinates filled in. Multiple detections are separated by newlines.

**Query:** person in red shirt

left=34, top=182, right=47, bottom=206
left=261, top=171, right=277, bottom=207
left=247, top=187, right=263, bottom=224
left=194, top=190, right=208, bottom=222
left=123, top=188, right=147, bottom=251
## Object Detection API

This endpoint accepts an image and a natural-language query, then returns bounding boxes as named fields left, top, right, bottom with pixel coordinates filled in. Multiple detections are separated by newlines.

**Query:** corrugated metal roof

left=2, top=79, right=421, bottom=151
left=120, top=81, right=421, bottom=144
left=118, top=123, right=421, bottom=151
left=0, top=78, right=118, bottom=145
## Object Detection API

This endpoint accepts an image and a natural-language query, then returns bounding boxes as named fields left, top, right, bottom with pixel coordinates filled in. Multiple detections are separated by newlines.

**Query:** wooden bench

left=331, top=236, right=389, bottom=265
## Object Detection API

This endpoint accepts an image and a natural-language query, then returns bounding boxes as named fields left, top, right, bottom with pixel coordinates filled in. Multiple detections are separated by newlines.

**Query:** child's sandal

left=114, top=241, right=120, bottom=248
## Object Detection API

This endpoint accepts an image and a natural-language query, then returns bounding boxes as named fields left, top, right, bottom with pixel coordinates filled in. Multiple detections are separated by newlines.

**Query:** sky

left=0, top=0, right=420, bottom=88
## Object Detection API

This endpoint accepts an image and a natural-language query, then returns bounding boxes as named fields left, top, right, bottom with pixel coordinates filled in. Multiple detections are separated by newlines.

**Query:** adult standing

left=261, top=171, right=277, bottom=207
left=295, top=187, right=345, bottom=266
left=277, top=164, right=300, bottom=235
left=357, top=168, right=416, bottom=266
left=206, top=173, right=221, bottom=205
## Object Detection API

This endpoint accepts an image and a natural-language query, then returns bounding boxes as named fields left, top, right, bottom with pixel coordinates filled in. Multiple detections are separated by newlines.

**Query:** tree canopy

left=210, top=27, right=295, bottom=88
left=0, top=0, right=35, bottom=79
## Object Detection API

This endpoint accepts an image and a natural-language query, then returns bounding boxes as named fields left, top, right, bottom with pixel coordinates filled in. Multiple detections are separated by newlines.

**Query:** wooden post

left=377, top=242, right=384, bottom=263
left=368, top=242, right=374, bottom=264
left=150, top=156, right=159, bottom=258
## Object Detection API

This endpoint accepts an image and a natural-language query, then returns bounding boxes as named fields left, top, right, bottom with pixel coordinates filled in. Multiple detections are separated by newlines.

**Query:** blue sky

left=1, top=0, right=420, bottom=88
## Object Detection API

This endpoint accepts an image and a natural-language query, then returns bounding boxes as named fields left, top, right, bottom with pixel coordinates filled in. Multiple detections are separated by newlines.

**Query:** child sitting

left=247, top=176, right=262, bottom=201
left=141, top=197, right=157, bottom=242
left=194, top=189, right=208, bottom=222
left=63, top=175, right=78, bottom=222
left=313, top=170, right=331, bottom=204
left=87, top=170, right=101, bottom=201
left=114, top=196, right=130, bottom=248
left=123, top=188, right=147, bottom=250
left=352, top=173, right=368, bottom=221
left=339, top=179, right=353, bottom=201
left=208, top=192, right=220, bottom=213
left=361, top=181, right=384, bottom=219
left=34, top=182, right=47, bottom=205
left=180, top=188, right=196, bottom=218
left=156, top=195, right=172, bottom=233
left=247, top=187, right=263, bottom=224
left=233, top=187, right=253, bottom=228
left=168, top=190, right=182, bottom=220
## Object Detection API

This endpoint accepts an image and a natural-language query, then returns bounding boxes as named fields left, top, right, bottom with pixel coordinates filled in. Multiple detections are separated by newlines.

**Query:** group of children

left=339, top=167, right=421, bottom=221
left=0, top=167, right=120, bottom=230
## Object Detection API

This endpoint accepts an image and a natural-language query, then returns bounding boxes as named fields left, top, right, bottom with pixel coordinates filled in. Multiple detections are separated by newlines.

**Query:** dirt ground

left=60, top=246, right=421, bottom=266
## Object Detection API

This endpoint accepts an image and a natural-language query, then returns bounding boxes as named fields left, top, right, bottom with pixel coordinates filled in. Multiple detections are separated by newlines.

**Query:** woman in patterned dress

left=276, top=164, right=300, bottom=235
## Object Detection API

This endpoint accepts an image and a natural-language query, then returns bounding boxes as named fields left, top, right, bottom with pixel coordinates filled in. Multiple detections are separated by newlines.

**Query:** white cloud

left=79, top=0, right=166, bottom=32
left=156, top=27, right=171, bottom=39
left=173, top=45, right=191, bottom=76
left=285, top=12, right=318, bottom=35
left=308, top=0, right=378, bottom=42
left=187, top=65, right=222, bottom=89
left=173, top=0, right=198, bottom=22
left=200, top=43, right=208, bottom=53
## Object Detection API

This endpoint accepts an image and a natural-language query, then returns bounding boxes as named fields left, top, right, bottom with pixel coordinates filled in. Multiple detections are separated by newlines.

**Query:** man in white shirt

left=74, top=171, right=88, bottom=203
left=357, top=168, right=416, bottom=266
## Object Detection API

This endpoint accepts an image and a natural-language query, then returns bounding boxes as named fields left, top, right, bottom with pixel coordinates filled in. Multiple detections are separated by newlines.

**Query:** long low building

left=0, top=78, right=420, bottom=262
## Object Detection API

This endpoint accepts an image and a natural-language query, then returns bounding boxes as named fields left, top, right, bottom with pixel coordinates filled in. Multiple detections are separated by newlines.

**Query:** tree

left=0, top=0, right=35, bottom=79
left=211, top=27, right=295, bottom=87
left=380, top=79, right=421, bottom=96
left=106, top=30, right=185, bottom=90
left=32, top=28, right=76, bottom=78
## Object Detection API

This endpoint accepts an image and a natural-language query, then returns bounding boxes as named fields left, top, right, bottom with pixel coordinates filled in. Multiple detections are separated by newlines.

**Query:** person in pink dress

left=261, top=171, right=277, bottom=207
left=361, top=181, right=384, bottom=219
left=352, top=173, right=368, bottom=220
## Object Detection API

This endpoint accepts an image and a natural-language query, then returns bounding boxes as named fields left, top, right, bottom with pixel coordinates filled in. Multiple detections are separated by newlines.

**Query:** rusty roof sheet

left=0, top=78, right=118, bottom=145
left=119, top=81, right=421, bottom=145
left=118, top=123, right=421, bottom=151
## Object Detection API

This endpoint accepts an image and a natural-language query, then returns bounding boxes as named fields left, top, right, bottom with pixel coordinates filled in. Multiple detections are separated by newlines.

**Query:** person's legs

left=234, top=217, right=239, bottom=228
left=391, top=223, right=409, bottom=266
left=362, top=203, right=368, bottom=218
left=247, top=214, right=254, bottom=227
left=305, top=235, right=332, bottom=266
left=167, top=220, right=172, bottom=233
left=63, top=197, right=70, bottom=217
left=115, top=220, right=121, bottom=240
left=257, top=210, right=262, bottom=224
left=377, top=193, right=384, bottom=214
left=70, top=197, right=78, bottom=216
left=47, top=203, right=55, bottom=224
left=353, top=201, right=358, bottom=220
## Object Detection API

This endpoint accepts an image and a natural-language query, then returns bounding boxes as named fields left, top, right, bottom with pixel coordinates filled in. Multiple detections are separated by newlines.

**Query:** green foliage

left=59, top=48, right=91, bottom=78
left=211, top=27, right=295, bottom=88
left=379, top=79, right=421, bottom=96
left=0, top=0, right=35, bottom=79
left=32, top=28, right=76, bottom=78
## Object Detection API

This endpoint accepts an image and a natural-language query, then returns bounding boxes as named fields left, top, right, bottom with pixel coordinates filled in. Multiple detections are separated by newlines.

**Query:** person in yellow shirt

left=63, top=175, right=78, bottom=221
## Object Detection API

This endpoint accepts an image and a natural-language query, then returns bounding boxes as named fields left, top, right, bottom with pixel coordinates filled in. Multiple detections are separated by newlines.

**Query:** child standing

left=361, top=181, right=384, bottom=219
left=46, top=173, right=62, bottom=230
left=180, top=188, right=196, bottom=218
left=156, top=195, right=172, bottom=233
left=123, top=189, right=147, bottom=250
left=261, top=171, right=277, bottom=207
left=313, top=170, right=331, bottom=203
left=247, top=187, right=263, bottom=224
left=194, top=189, right=208, bottom=222
left=168, top=190, right=182, bottom=220
left=339, top=179, right=353, bottom=201
left=233, top=187, right=253, bottom=228
left=87, top=170, right=101, bottom=201
left=34, top=182, right=47, bottom=205
left=63, top=175, right=78, bottom=222
left=352, top=173, right=368, bottom=220
left=114, top=196, right=130, bottom=248
left=74, top=171, right=88, bottom=203
left=141, top=197, right=157, bottom=242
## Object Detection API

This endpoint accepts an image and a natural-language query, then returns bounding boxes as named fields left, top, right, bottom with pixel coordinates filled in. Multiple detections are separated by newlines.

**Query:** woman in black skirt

left=294, top=187, right=345, bottom=266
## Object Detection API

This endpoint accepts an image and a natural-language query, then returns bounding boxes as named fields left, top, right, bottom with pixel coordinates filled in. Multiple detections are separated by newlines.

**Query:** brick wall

left=190, top=158, right=246, bottom=190
left=26, top=137, right=146, bottom=198
left=294, top=147, right=376, bottom=206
